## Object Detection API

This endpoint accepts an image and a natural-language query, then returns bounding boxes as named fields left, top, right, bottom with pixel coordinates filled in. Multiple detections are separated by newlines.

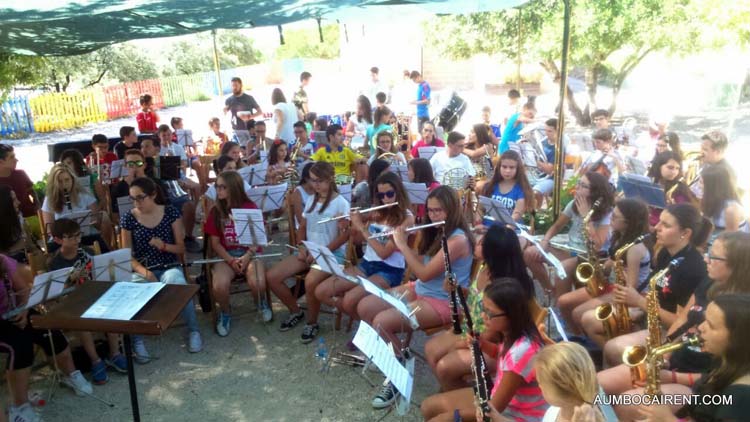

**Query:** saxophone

left=575, top=199, right=606, bottom=297
left=595, top=233, right=650, bottom=339
left=622, top=257, right=685, bottom=394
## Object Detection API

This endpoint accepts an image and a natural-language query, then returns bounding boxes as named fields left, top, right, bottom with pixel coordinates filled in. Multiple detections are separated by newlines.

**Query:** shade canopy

left=0, top=0, right=527, bottom=56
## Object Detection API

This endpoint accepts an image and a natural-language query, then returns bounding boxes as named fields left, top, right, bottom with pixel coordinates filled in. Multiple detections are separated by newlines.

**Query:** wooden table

left=32, top=281, right=199, bottom=422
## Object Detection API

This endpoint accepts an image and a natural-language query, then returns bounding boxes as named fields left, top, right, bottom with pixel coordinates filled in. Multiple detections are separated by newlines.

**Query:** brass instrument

left=622, top=257, right=685, bottom=394
left=683, top=151, right=703, bottom=188
left=595, top=233, right=650, bottom=339
left=442, top=167, right=469, bottom=191
left=575, top=199, right=607, bottom=297
left=665, top=177, right=683, bottom=205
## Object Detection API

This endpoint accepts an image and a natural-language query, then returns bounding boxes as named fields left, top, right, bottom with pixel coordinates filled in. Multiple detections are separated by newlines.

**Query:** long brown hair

left=213, top=171, right=251, bottom=235
left=573, top=171, right=614, bottom=222
left=372, top=172, right=411, bottom=227
left=46, top=163, right=84, bottom=213
left=306, top=162, right=339, bottom=214
left=611, top=198, right=650, bottom=249
left=707, top=232, right=750, bottom=300
left=418, top=186, right=474, bottom=256
left=701, top=164, right=740, bottom=220
left=481, top=150, right=535, bottom=212
left=471, top=123, right=492, bottom=147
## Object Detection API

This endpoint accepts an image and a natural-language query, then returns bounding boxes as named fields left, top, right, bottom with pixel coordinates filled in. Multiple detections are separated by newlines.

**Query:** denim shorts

left=357, top=259, right=405, bottom=288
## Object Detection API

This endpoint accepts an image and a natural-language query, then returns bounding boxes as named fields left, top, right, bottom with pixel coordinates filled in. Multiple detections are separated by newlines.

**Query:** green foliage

left=0, top=53, right=46, bottom=100
left=275, top=24, right=340, bottom=60
left=165, top=30, right=263, bottom=76
left=33, top=172, right=48, bottom=205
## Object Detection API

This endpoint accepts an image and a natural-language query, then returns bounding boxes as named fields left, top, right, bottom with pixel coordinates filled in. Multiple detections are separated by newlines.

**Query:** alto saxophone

left=622, top=257, right=685, bottom=395
left=575, top=199, right=607, bottom=297
left=595, top=233, right=650, bottom=339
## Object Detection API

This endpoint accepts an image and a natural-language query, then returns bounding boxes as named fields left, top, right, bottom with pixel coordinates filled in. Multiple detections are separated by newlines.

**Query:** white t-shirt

left=273, top=102, right=298, bottom=143
left=302, top=194, right=350, bottom=256
left=159, top=143, right=188, bottom=161
left=204, top=181, right=253, bottom=201
left=429, top=150, right=476, bottom=184
left=294, top=185, right=314, bottom=229
left=542, top=406, right=560, bottom=422
left=42, top=191, right=96, bottom=219
left=362, top=210, right=413, bottom=268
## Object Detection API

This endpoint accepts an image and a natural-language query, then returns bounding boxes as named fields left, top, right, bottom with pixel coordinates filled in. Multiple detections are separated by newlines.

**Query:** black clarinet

left=64, top=189, right=72, bottom=211
left=441, top=229, right=462, bottom=334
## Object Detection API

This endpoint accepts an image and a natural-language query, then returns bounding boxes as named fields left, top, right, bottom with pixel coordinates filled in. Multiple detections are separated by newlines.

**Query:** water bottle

left=314, top=337, right=328, bottom=369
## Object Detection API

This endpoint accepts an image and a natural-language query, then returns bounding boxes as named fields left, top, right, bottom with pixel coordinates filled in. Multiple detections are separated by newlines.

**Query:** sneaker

left=184, top=237, right=202, bottom=253
left=132, top=336, right=151, bottom=364
left=300, top=323, right=319, bottom=344
left=188, top=331, right=203, bottom=353
left=62, top=370, right=93, bottom=397
left=260, top=301, right=273, bottom=323
left=105, top=354, right=128, bottom=373
left=90, top=359, right=109, bottom=385
left=372, top=380, right=398, bottom=409
left=279, top=311, right=305, bottom=332
left=216, top=312, right=231, bottom=337
left=9, top=402, right=41, bottom=422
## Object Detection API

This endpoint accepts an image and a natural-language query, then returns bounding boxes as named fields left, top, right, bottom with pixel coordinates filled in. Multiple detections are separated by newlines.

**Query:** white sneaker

left=188, top=331, right=203, bottom=353
left=132, top=336, right=151, bottom=364
left=62, top=370, right=93, bottom=397
left=260, top=301, right=273, bottom=323
left=216, top=312, right=231, bottom=337
left=9, top=402, right=41, bottom=422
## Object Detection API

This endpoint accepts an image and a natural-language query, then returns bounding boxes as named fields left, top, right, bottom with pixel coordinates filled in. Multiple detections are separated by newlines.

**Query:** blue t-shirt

left=120, top=205, right=181, bottom=268
left=483, top=182, right=524, bottom=226
left=416, top=81, right=431, bottom=118
left=414, top=229, right=472, bottom=301
left=499, top=112, right=523, bottom=153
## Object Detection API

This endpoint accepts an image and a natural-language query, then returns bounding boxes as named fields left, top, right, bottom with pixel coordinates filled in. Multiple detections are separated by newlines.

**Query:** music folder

left=619, top=173, right=666, bottom=208
left=403, top=182, right=429, bottom=205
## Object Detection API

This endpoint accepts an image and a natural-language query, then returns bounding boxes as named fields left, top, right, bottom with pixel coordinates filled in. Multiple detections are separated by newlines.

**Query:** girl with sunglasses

left=421, top=278, right=548, bottom=421
left=110, top=149, right=159, bottom=221
left=265, top=162, right=350, bottom=343
left=315, top=172, right=413, bottom=321
left=203, top=171, right=267, bottom=336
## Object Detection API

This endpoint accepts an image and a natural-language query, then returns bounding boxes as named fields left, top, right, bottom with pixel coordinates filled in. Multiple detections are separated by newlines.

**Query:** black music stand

left=620, top=173, right=666, bottom=208
left=159, top=156, right=182, bottom=181
left=478, top=195, right=516, bottom=226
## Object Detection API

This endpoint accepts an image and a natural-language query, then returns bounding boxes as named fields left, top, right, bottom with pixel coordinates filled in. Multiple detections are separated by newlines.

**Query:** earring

left=680, top=235, right=685, bottom=239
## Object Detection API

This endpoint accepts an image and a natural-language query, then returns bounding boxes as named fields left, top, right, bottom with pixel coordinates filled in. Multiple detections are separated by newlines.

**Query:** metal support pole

left=516, top=7, right=522, bottom=91
left=124, top=334, right=140, bottom=421
left=552, top=0, right=572, bottom=219
left=211, top=29, right=222, bottom=96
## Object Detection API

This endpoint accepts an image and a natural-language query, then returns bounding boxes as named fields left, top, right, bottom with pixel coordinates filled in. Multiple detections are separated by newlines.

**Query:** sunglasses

left=126, top=160, right=144, bottom=167
left=376, top=191, right=396, bottom=200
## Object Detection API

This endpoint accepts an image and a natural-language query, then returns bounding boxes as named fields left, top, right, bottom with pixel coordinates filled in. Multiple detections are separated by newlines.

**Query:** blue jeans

left=132, top=267, right=199, bottom=332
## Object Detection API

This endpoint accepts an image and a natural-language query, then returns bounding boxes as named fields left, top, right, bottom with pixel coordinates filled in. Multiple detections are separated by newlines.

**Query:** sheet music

left=478, top=195, right=515, bottom=225
left=338, top=183, right=353, bottom=202
left=174, top=129, right=194, bottom=147
left=82, top=281, right=166, bottom=320
left=302, top=241, right=354, bottom=281
left=60, top=209, right=95, bottom=228
left=392, top=164, right=409, bottom=182
left=518, top=230, right=567, bottom=279
left=27, top=267, right=72, bottom=309
left=231, top=208, right=267, bottom=245
left=402, top=182, right=429, bottom=205
left=247, top=183, right=288, bottom=212
left=418, top=146, right=445, bottom=161
left=238, top=161, right=268, bottom=186
left=92, top=249, right=132, bottom=282
left=116, top=196, right=134, bottom=215
left=108, top=159, right=126, bottom=180
left=358, top=276, right=419, bottom=329
left=352, top=321, right=414, bottom=402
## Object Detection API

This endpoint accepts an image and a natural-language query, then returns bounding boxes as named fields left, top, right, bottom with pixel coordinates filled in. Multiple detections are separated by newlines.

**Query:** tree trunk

left=540, top=59, right=586, bottom=125
left=585, top=65, right=599, bottom=111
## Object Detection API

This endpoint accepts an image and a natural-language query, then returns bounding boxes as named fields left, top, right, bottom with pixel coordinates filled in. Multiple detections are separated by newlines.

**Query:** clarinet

left=64, top=189, right=73, bottom=211
left=441, top=229, right=462, bottom=334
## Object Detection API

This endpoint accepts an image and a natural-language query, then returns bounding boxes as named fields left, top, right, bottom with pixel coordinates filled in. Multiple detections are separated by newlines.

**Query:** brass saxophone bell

left=622, top=345, right=648, bottom=385
left=595, top=303, right=617, bottom=339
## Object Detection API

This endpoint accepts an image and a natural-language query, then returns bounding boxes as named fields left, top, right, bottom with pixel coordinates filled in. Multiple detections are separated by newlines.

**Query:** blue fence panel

left=0, top=96, right=34, bottom=137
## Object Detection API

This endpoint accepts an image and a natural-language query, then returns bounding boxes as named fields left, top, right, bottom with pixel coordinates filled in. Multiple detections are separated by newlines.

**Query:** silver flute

left=317, top=202, right=398, bottom=224
left=367, top=220, right=446, bottom=239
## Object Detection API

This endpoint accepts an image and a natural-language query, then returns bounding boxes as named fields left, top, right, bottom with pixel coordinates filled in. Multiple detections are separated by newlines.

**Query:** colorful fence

left=0, top=96, right=34, bottom=136
left=28, top=89, right=107, bottom=133
left=103, top=79, right=164, bottom=119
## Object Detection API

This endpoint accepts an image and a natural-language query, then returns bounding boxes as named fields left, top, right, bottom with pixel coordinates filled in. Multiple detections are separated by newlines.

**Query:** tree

left=274, top=24, right=340, bottom=60
left=165, top=30, right=263, bottom=76
left=427, top=0, right=712, bottom=124
left=0, top=53, right=46, bottom=99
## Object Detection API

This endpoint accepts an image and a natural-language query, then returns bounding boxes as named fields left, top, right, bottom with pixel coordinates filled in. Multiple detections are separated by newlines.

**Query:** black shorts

left=0, top=309, right=69, bottom=370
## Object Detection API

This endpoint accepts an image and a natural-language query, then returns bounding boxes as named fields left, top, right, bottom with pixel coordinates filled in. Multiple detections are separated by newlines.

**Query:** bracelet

left=687, top=373, right=695, bottom=387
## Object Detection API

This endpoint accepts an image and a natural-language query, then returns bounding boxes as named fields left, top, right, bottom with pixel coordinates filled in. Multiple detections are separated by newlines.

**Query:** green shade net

left=0, top=0, right=527, bottom=56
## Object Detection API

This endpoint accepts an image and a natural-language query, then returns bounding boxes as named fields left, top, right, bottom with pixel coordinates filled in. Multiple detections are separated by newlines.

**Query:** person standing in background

left=366, top=67, right=389, bottom=107
left=410, top=70, right=431, bottom=132
left=293, top=71, right=311, bottom=121
left=224, top=77, right=263, bottom=146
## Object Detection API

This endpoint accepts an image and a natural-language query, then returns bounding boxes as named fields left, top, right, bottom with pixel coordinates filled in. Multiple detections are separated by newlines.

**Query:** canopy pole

left=516, top=7, right=522, bottom=91
left=211, top=29, right=222, bottom=96
left=552, top=0, right=572, bottom=219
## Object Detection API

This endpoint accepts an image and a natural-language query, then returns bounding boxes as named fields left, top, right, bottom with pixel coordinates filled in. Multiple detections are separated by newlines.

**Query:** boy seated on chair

left=47, top=218, right=128, bottom=385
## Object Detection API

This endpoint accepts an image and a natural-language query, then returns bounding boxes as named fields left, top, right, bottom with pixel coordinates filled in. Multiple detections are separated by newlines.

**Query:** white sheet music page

left=352, top=321, right=414, bottom=402
left=247, top=183, right=288, bottom=212
left=418, top=146, right=445, bottom=161
left=358, top=276, right=418, bottom=329
left=27, top=267, right=73, bottom=309
left=301, top=241, right=352, bottom=280
left=231, top=208, right=267, bottom=245
left=82, top=282, right=166, bottom=320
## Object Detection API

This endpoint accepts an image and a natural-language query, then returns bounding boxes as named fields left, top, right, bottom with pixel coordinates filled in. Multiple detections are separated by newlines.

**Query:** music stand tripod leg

left=123, top=334, right=141, bottom=422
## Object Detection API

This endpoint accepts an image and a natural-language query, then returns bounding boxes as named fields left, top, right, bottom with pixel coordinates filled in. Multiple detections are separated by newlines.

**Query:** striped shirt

left=491, top=336, right=548, bottom=422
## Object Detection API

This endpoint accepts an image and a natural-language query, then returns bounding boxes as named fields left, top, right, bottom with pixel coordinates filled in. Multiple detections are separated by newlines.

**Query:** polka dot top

left=120, top=205, right=181, bottom=268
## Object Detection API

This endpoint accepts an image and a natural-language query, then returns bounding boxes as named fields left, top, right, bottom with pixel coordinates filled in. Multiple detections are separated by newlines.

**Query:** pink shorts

left=407, top=281, right=454, bottom=325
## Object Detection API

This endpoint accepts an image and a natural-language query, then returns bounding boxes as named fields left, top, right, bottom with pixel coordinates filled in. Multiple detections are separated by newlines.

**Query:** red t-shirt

left=203, top=201, right=258, bottom=251
left=0, top=170, right=36, bottom=217
left=85, top=152, right=118, bottom=181
left=136, top=111, right=159, bottom=133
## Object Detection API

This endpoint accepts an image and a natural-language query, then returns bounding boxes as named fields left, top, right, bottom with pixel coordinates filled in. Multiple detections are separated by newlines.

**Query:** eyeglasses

left=482, top=310, right=507, bottom=319
left=129, top=193, right=148, bottom=202
left=216, top=184, right=228, bottom=191
left=577, top=181, right=591, bottom=189
left=452, top=143, right=466, bottom=149
left=376, top=191, right=396, bottom=200
left=62, top=232, right=82, bottom=239
left=126, top=160, right=144, bottom=167
left=704, top=253, right=727, bottom=263
left=309, top=177, right=325, bottom=185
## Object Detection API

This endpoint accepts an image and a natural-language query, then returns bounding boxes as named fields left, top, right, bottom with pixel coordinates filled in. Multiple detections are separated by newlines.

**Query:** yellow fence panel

left=29, top=90, right=107, bottom=133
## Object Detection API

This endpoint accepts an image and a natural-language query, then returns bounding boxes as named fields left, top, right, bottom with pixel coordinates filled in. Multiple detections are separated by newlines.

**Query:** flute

left=367, top=220, right=445, bottom=239
left=317, top=202, right=398, bottom=224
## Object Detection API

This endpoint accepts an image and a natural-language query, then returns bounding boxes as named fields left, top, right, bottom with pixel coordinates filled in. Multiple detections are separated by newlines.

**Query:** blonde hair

left=534, top=342, right=605, bottom=422
left=46, top=163, right=84, bottom=213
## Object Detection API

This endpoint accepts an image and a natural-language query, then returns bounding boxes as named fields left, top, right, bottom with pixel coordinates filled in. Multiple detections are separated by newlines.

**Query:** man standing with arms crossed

left=224, top=77, right=263, bottom=147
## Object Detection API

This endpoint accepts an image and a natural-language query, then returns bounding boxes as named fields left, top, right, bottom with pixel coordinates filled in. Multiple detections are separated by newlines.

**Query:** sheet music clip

left=232, top=209, right=268, bottom=246
left=92, top=249, right=132, bottom=282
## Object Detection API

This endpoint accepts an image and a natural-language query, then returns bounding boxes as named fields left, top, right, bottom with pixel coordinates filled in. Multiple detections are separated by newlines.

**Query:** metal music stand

left=231, top=208, right=268, bottom=246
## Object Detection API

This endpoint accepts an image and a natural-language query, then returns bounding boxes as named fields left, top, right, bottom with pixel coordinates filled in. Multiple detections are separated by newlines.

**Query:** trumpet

left=367, top=220, right=445, bottom=239
left=317, top=202, right=398, bottom=224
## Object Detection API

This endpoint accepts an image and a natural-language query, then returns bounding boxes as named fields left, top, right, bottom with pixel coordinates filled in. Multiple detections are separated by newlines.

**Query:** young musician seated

left=429, top=131, right=476, bottom=186
left=420, top=279, right=548, bottom=422
left=577, top=129, right=625, bottom=187
left=357, top=186, right=474, bottom=408
left=85, top=134, right=118, bottom=183
left=0, top=185, right=28, bottom=263
left=266, top=140, right=291, bottom=185
left=574, top=199, right=651, bottom=345
left=531, top=118, right=569, bottom=207
left=110, top=149, right=164, bottom=222
left=523, top=171, right=613, bottom=299
left=204, top=171, right=268, bottom=336
left=463, top=123, right=495, bottom=161
left=701, top=164, right=749, bottom=242
left=368, top=131, right=406, bottom=165
left=120, top=177, right=203, bottom=361
left=647, top=151, right=697, bottom=227
left=170, top=117, right=205, bottom=188
left=0, top=254, right=93, bottom=422
left=476, top=150, right=534, bottom=224
left=41, top=163, right=110, bottom=254
left=425, top=226, right=535, bottom=392
left=639, top=294, right=750, bottom=422
left=203, top=155, right=252, bottom=203
left=410, top=122, right=445, bottom=159
left=315, top=172, right=414, bottom=321
left=47, top=218, right=127, bottom=384
left=61, top=148, right=99, bottom=204
left=600, top=232, right=750, bottom=420
left=265, top=162, right=349, bottom=342
left=366, top=106, right=393, bottom=155
left=220, top=141, right=246, bottom=169
left=292, top=121, right=315, bottom=162
left=311, top=124, right=364, bottom=178
left=114, top=126, right=140, bottom=159
left=206, top=117, right=228, bottom=155
left=407, top=158, right=440, bottom=223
